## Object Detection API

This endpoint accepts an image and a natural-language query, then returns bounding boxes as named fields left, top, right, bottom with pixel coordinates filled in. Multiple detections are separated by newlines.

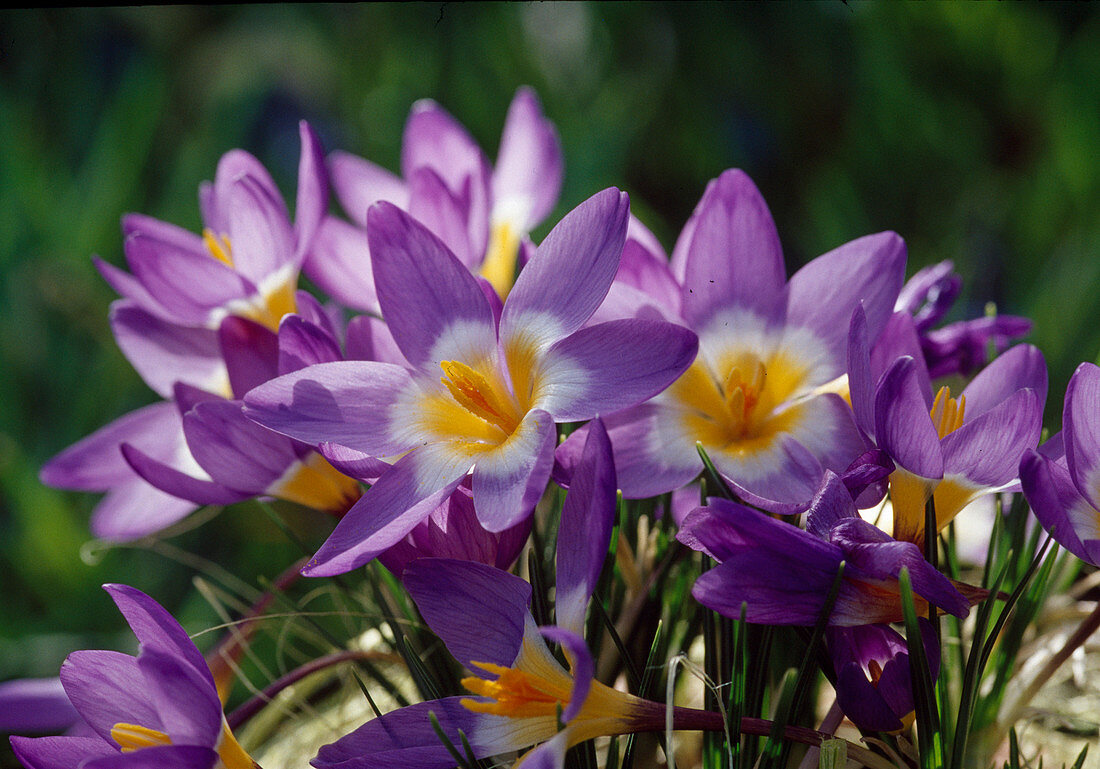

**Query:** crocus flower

left=895, top=260, right=1031, bottom=379
left=826, top=622, right=939, bottom=733
left=9, top=585, right=257, bottom=769
left=120, top=302, right=362, bottom=517
left=848, top=308, right=1046, bottom=546
left=1020, top=362, right=1100, bottom=566
left=563, top=169, right=906, bottom=512
left=678, top=472, right=975, bottom=626
left=96, top=122, right=327, bottom=333
left=312, top=420, right=687, bottom=769
left=244, top=189, right=697, bottom=576
left=309, top=87, right=562, bottom=310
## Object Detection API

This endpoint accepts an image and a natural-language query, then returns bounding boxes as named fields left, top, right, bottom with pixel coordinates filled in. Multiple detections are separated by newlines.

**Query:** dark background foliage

left=2, top=3, right=1099, bottom=759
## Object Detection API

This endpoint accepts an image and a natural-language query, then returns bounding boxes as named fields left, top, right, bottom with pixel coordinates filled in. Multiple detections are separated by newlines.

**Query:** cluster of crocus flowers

left=22, top=81, right=1093, bottom=769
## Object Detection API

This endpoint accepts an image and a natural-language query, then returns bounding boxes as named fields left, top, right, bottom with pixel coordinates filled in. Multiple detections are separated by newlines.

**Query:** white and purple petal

left=470, top=410, right=557, bottom=532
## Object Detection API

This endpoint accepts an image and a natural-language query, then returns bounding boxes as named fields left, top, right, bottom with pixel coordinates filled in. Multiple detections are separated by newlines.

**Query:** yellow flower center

left=269, top=453, right=362, bottom=515
left=480, top=222, right=522, bottom=300
left=462, top=661, right=571, bottom=719
left=929, top=386, right=966, bottom=439
left=203, top=228, right=298, bottom=332
left=440, top=360, right=521, bottom=434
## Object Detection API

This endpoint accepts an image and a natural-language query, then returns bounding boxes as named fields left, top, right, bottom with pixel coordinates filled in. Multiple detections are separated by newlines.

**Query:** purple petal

left=0, top=678, right=80, bottom=734
left=183, top=400, right=298, bottom=491
left=94, top=257, right=179, bottom=323
left=405, top=559, right=531, bottom=673
left=329, top=150, right=408, bottom=227
left=607, top=222, right=681, bottom=315
left=786, top=231, right=907, bottom=379
left=312, top=696, right=523, bottom=769
left=514, top=731, right=570, bottom=769
left=278, top=315, right=344, bottom=374
left=592, top=404, right=701, bottom=500
left=243, top=360, right=415, bottom=458
left=317, top=443, right=390, bottom=481
left=401, top=100, right=491, bottom=237
left=210, top=150, right=285, bottom=231
left=555, top=419, right=616, bottom=638
left=874, top=357, right=943, bottom=479
left=500, top=189, right=629, bottom=351
left=120, top=443, right=250, bottom=507
left=294, top=121, right=329, bottom=259
left=692, top=556, right=838, bottom=625
left=941, top=389, right=1041, bottom=488
left=492, top=87, right=563, bottom=230
left=344, top=315, right=406, bottom=365
left=59, top=651, right=160, bottom=742
left=101, top=585, right=210, bottom=679
left=122, top=214, right=206, bottom=256
left=225, top=174, right=297, bottom=284
left=895, top=261, right=959, bottom=325
left=367, top=203, right=496, bottom=371
left=41, top=403, right=184, bottom=493
left=110, top=303, right=226, bottom=398
left=301, top=447, right=471, bottom=576
left=84, top=745, right=219, bottom=769
left=303, top=216, right=379, bottom=313
left=803, top=472, right=859, bottom=540
left=123, top=233, right=254, bottom=325
left=470, top=410, right=557, bottom=532
left=846, top=305, right=876, bottom=438
left=962, top=344, right=1047, bottom=422
left=677, top=499, right=754, bottom=562
left=538, top=627, right=593, bottom=723
left=135, top=648, right=220, bottom=747
left=10, top=736, right=116, bottom=769
left=680, top=169, right=786, bottom=329
left=1020, top=449, right=1100, bottom=566
left=532, top=319, right=697, bottom=421
left=218, top=317, right=279, bottom=398
left=408, top=167, right=480, bottom=268
left=1063, top=362, right=1100, bottom=509
left=870, top=313, right=932, bottom=405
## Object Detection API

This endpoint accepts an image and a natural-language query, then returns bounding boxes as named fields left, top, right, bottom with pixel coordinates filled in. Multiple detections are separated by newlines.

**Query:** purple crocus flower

left=244, top=189, right=697, bottom=576
left=9, top=585, right=256, bottom=769
left=310, top=87, right=562, bottom=310
left=563, top=169, right=906, bottom=513
left=1020, top=362, right=1100, bottom=566
left=96, top=122, right=327, bottom=333
left=895, top=260, right=1032, bottom=379
left=120, top=300, right=362, bottom=518
left=827, top=622, right=939, bottom=733
left=678, top=472, right=975, bottom=626
left=312, top=420, right=670, bottom=769
left=848, top=308, right=1046, bottom=546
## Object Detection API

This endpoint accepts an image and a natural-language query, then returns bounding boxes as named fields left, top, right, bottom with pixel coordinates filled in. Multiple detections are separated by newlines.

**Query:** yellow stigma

left=203, top=229, right=234, bottom=267
left=461, top=661, right=571, bottom=719
left=440, top=360, right=520, bottom=434
left=721, top=357, right=768, bottom=438
left=480, top=222, right=522, bottom=300
left=930, top=386, right=966, bottom=439
left=110, top=723, right=172, bottom=753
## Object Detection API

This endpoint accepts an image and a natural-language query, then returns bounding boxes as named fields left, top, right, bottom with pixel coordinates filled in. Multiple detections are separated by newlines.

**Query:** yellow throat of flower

left=480, top=222, right=522, bottom=300
left=440, top=360, right=521, bottom=434
left=268, top=452, right=362, bottom=515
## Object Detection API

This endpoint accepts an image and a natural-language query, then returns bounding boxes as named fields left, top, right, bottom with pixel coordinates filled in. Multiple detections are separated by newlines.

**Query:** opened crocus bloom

left=848, top=309, right=1047, bottom=547
left=1020, top=362, right=1100, bottom=567
left=244, top=189, right=697, bottom=576
left=96, top=122, right=326, bottom=335
left=563, top=169, right=906, bottom=512
left=310, top=87, right=562, bottom=312
left=10, top=585, right=256, bottom=769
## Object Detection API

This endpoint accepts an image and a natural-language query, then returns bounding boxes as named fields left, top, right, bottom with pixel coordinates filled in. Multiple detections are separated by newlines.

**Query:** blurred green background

left=2, top=1, right=1100, bottom=754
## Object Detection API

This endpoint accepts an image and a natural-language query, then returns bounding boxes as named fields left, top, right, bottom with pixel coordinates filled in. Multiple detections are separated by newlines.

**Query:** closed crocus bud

left=827, top=621, right=940, bottom=733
